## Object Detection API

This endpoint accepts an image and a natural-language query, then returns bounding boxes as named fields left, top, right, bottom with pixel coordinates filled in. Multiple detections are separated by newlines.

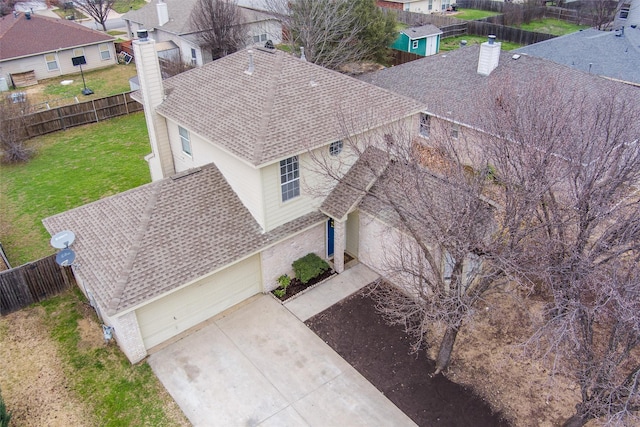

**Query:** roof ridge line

left=252, top=51, right=285, bottom=165
left=107, top=182, right=162, bottom=315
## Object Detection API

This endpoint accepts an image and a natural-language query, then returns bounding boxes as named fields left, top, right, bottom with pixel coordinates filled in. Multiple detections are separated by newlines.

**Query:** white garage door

left=136, top=255, right=262, bottom=349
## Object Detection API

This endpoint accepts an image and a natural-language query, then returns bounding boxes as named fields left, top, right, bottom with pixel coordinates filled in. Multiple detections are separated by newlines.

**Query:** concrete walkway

left=284, top=263, right=379, bottom=321
left=149, top=264, right=414, bottom=426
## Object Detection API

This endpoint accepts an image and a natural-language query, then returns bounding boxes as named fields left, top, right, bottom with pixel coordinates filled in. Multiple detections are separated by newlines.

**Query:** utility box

left=0, top=77, right=8, bottom=92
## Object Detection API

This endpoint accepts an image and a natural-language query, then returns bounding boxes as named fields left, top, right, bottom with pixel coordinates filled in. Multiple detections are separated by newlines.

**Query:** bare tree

left=577, top=0, right=618, bottom=29
left=159, top=53, right=195, bottom=78
left=191, top=0, right=248, bottom=61
left=73, top=0, right=115, bottom=31
left=0, top=96, right=34, bottom=164
left=266, top=0, right=396, bottom=69
left=481, top=74, right=640, bottom=426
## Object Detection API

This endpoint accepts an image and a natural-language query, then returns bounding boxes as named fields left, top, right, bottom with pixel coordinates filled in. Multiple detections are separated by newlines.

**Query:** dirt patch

left=307, top=288, right=509, bottom=426
left=306, top=285, right=582, bottom=427
left=0, top=307, right=92, bottom=426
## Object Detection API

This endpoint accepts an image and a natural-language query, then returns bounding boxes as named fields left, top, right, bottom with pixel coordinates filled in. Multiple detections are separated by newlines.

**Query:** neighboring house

left=614, top=0, right=640, bottom=28
left=0, top=12, right=116, bottom=88
left=513, top=27, right=640, bottom=86
left=378, top=0, right=454, bottom=14
left=122, top=0, right=282, bottom=66
left=391, top=24, right=442, bottom=56
left=43, top=36, right=422, bottom=363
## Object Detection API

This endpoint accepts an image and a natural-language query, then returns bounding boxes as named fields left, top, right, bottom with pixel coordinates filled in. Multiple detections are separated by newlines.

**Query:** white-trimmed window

left=419, top=113, right=431, bottom=138
left=99, top=43, right=111, bottom=60
left=620, top=3, right=630, bottom=19
left=329, top=140, right=343, bottom=156
left=428, top=0, right=433, bottom=11
left=178, top=126, right=192, bottom=156
left=73, top=48, right=84, bottom=57
left=451, top=123, right=459, bottom=139
left=280, top=156, right=300, bottom=202
left=412, top=40, right=419, bottom=49
left=253, top=34, right=268, bottom=43
left=191, top=48, right=197, bottom=65
left=45, top=53, right=59, bottom=71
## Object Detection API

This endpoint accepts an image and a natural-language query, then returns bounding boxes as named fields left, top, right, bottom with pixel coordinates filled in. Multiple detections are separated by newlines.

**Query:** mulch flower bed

left=271, top=269, right=335, bottom=301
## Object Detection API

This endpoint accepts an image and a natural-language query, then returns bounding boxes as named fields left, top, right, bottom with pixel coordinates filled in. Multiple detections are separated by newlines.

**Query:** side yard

left=0, top=113, right=187, bottom=425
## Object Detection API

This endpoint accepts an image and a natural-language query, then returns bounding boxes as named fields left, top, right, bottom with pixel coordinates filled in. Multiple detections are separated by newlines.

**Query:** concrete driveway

left=148, top=289, right=415, bottom=426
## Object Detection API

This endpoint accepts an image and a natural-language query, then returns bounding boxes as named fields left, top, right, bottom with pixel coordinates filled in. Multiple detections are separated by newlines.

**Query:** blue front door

left=327, top=219, right=334, bottom=258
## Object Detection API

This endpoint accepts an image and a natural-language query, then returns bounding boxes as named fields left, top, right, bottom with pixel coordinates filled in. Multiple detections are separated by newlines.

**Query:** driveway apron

left=148, top=294, right=416, bottom=426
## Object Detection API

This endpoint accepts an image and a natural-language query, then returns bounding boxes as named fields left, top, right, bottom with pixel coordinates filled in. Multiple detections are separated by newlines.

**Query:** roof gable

left=0, top=13, right=113, bottom=61
left=155, top=48, right=423, bottom=166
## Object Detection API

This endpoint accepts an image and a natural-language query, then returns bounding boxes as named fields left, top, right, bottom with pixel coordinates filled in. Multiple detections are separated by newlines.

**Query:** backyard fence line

left=5, top=91, right=143, bottom=140
left=0, top=254, right=74, bottom=316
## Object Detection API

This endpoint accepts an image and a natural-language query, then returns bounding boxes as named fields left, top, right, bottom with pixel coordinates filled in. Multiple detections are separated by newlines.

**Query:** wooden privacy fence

left=0, top=254, right=74, bottom=315
left=467, top=20, right=556, bottom=44
left=6, top=92, right=143, bottom=141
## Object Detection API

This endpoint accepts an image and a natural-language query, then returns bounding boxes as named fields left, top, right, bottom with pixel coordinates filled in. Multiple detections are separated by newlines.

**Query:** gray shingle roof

left=513, top=27, right=640, bottom=86
left=320, top=146, right=389, bottom=221
left=402, top=24, right=443, bottom=39
left=122, top=0, right=276, bottom=36
left=0, top=13, right=113, bottom=61
left=358, top=43, right=639, bottom=130
left=153, top=47, right=423, bottom=167
left=43, top=163, right=324, bottom=315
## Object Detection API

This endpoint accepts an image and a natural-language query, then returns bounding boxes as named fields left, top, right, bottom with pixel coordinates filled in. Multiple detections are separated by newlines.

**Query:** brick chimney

left=133, top=31, right=175, bottom=181
left=157, top=0, right=169, bottom=26
left=477, top=35, right=501, bottom=76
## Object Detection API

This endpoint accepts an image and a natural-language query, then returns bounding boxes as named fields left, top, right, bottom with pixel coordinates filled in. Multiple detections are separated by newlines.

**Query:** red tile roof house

left=0, top=12, right=116, bottom=88
left=43, top=35, right=423, bottom=363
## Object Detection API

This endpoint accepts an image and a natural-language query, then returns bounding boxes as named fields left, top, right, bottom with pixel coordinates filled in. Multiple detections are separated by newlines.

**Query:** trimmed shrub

left=0, top=387, right=11, bottom=427
left=292, top=253, right=330, bottom=284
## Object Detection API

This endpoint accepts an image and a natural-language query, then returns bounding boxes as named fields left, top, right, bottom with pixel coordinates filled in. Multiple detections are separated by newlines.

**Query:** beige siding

left=136, top=254, right=262, bottom=349
left=0, top=43, right=116, bottom=83
left=166, top=120, right=267, bottom=229
left=346, top=210, right=359, bottom=257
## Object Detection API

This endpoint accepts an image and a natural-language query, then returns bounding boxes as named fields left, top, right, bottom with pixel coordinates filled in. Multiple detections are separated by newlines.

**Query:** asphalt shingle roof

left=149, top=47, right=423, bottom=167
left=320, top=146, right=389, bottom=221
left=122, top=0, right=276, bottom=36
left=402, top=24, right=443, bottom=39
left=513, top=27, right=640, bottom=86
left=359, top=43, right=639, bottom=130
left=43, top=163, right=324, bottom=315
left=0, top=13, right=113, bottom=61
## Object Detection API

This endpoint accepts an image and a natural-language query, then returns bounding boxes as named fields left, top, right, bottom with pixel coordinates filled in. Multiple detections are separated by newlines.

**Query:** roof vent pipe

left=300, top=47, right=306, bottom=61
left=137, top=29, right=149, bottom=41
left=245, top=50, right=255, bottom=75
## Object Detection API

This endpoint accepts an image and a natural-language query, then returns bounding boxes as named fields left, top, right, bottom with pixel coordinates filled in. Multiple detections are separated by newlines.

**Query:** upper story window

left=73, top=48, right=84, bottom=57
left=329, top=140, right=343, bottom=156
left=45, top=53, right=59, bottom=71
left=419, top=113, right=431, bottom=138
left=253, top=34, right=268, bottom=43
left=99, top=43, right=111, bottom=60
left=412, top=40, right=419, bottom=49
left=280, top=156, right=300, bottom=202
left=619, top=4, right=630, bottom=19
left=428, top=0, right=433, bottom=11
left=191, top=48, right=197, bottom=65
left=178, top=126, right=192, bottom=156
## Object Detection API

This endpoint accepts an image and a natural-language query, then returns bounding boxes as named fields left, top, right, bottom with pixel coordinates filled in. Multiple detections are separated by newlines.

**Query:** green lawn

left=0, top=113, right=151, bottom=265
left=113, top=0, right=147, bottom=13
left=454, top=9, right=501, bottom=20
left=440, top=35, right=522, bottom=52
left=516, top=18, right=589, bottom=35
left=42, top=64, right=137, bottom=99
left=38, top=288, right=189, bottom=426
